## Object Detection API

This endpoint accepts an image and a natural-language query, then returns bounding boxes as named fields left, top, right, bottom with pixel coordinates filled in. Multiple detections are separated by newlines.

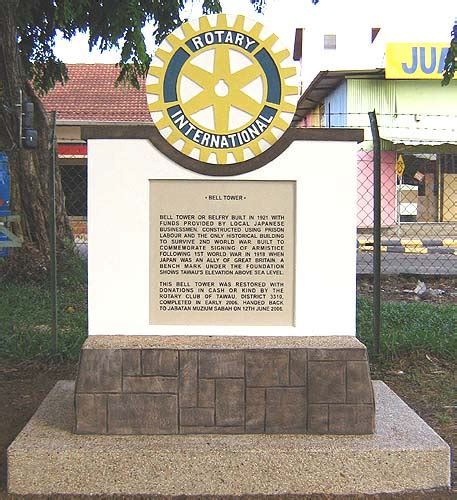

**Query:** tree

left=0, top=3, right=71, bottom=267
left=2, top=0, right=264, bottom=267
left=2, top=0, right=453, bottom=271
left=442, top=20, right=457, bottom=86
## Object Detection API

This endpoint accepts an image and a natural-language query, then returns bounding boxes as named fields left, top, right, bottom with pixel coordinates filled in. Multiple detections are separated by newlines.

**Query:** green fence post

left=368, top=110, right=382, bottom=356
left=50, top=111, right=58, bottom=355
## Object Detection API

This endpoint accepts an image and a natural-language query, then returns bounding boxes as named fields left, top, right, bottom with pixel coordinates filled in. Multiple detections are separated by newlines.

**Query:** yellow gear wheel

left=146, top=14, right=298, bottom=165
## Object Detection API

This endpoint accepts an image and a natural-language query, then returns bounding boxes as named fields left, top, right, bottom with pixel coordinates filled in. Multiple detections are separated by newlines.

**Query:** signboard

left=146, top=14, right=298, bottom=165
left=386, top=43, right=452, bottom=79
left=86, top=14, right=360, bottom=338
left=149, top=180, right=295, bottom=326
left=67, top=12, right=373, bottom=443
left=396, top=154, right=405, bottom=177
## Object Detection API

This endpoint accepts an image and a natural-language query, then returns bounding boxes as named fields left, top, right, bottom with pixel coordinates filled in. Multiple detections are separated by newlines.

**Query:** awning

left=293, top=69, right=385, bottom=125
left=57, top=143, right=87, bottom=158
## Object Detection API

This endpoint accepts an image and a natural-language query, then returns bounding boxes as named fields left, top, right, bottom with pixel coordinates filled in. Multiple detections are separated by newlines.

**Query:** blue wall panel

left=324, top=80, right=347, bottom=128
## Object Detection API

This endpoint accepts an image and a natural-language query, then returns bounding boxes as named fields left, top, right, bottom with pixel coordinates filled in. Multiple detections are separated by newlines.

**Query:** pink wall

left=357, top=151, right=397, bottom=228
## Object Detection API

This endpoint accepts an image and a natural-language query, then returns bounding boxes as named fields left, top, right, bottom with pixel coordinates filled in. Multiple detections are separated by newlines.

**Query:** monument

left=8, top=13, right=450, bottom=497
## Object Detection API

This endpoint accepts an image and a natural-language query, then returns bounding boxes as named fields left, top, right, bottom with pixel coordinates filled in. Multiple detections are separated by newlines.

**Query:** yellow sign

left=396, top=154, right=405, bottom=177
left=385, top=43, right=454, bottom=80
left=146, top=14, right=298, bottom=165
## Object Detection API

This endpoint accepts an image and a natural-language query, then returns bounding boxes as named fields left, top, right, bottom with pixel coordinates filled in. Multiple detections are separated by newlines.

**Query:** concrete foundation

left=75, top=336, right=375, bottom=435
left=7, top=380, right=450, bottom=497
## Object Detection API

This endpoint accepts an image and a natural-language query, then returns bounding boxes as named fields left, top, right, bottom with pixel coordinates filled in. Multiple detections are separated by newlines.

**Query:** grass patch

left=0, top=244, right=87, bottom=360
left=0, top=277, right=455, bottom=361
left=0, top=282, right=87, bottom=360
left=357, top=297, right=457, bottom=360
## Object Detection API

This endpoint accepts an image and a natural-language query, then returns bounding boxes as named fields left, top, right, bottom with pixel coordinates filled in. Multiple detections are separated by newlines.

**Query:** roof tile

left=41, top=64, right=152, bottom=122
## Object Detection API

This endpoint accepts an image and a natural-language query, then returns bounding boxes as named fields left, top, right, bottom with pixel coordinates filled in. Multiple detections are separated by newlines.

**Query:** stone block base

left=74, top=336, right=375, bottom=435
left=7, top=381, right=451, bottom=497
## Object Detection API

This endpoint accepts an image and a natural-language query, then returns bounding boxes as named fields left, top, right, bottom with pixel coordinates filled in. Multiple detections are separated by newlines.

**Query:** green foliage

left=57, top=241, right=88, bottom=288
left=14, top=0, right=225, bottom=92
left=0, top=282, right=87, bottom=360
left=0, top=245, right=87, bottom=360
left=442, top=43, right=457, bottom=86
left=0, top=242, right=50, bottom=284
left=12, top=1, right=456, bottom=94
left=357, top=298, right=457, bottom=360
left=16, top=0, right=287, bottom=93
left=15, top=0, right=321, bottom=93
left=0, top=240, right=87, bottom=286
left=1, top=278, right=455, bottom=362
left=442, top=21, right=457, bottom=86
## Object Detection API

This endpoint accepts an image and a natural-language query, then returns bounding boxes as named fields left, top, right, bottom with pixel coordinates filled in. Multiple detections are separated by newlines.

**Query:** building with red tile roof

left=41, top=64, right=152, bottom=123
left=41, top=64, right=153, bottom=233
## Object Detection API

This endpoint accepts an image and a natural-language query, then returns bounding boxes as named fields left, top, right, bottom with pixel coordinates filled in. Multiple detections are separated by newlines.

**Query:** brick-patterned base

left=75, top=336, right=375, bottom=435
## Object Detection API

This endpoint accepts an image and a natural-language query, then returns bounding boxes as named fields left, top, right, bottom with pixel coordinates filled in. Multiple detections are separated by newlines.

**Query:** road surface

left=357, top=252, right=456, bottom=275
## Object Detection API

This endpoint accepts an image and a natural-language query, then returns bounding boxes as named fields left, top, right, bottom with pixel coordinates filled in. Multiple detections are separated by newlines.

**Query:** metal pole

left=50, top=111, right=58, bottom=355
left=437, top=155, right=442, bottom=222
left=368, top=110, right=381, bottom=356
left=397, top=174, right=402, bottom=238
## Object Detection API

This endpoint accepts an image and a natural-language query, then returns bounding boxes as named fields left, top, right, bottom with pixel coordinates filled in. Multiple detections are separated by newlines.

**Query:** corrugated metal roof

left=293, top=69, right=385, bottom=125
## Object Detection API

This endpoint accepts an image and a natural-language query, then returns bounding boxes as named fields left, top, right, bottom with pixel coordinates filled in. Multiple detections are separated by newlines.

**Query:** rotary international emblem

left=146, top=14, right=298, bottom=165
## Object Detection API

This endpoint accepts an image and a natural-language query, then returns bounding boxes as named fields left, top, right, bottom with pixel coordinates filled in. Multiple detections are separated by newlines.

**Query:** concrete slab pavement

left=7, top=380, right=451, bottom=497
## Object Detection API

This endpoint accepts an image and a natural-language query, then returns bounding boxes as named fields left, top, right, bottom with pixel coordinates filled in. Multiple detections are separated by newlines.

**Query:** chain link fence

left=54, top=122, right=457, bottom=275
left=299, top=110, right=457, bottom=276
left=2, top=112, right=455, bottom=359
left=357, top=147, right=457, bottom=276
left=57, top=144, right=88, bottom=258
left=61, top=163, right=87, bottom=256
left=48, top=114, right=455, bottom=361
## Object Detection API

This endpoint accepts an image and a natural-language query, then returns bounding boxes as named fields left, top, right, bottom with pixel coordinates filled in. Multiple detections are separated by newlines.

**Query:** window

left=371, top=28, right=380, bottom=43
left=324, top=34, right=336, bottom=50
left=61, top=165, right=87, bottom=216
